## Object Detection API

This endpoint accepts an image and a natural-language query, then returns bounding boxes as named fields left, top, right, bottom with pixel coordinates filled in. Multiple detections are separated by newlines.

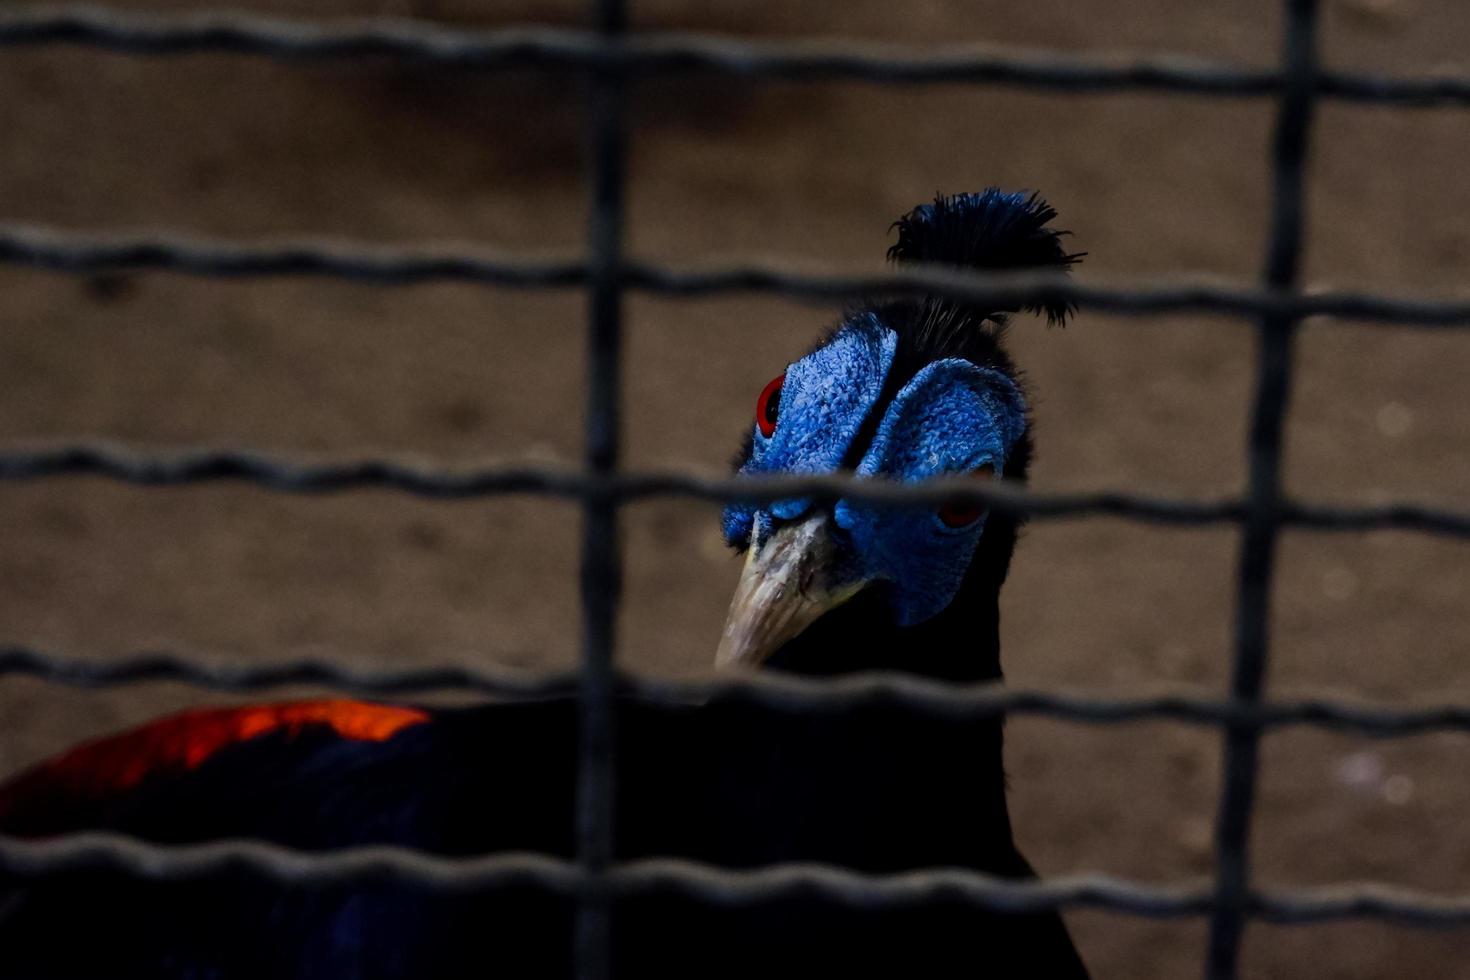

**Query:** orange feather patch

left=0, top=700, right=429, bottom=821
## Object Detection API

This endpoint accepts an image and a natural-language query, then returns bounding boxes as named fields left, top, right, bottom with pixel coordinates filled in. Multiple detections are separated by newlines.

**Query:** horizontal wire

left=3, top=444, right=1468, bottom=539
left=0, top=443, right=1242, bottom=521
left=1282, top=499, right=1470, bottom=538
left=622, top=263, right=1470, bottom=327
left=0, top=832, right=1209, bottom=917
left=2, top=832, right=1468, bottom=926
left=1253, top=884, right=1470, bottom=926
left=4, top=222, right=1470, bottom=327
left=7, top=645, right=1470, bottom=737
left=0, top=223, right=586, bottom=287
left=0, top=645, right=578, bottom=699
left=0, top=6, right=1467, bottom=106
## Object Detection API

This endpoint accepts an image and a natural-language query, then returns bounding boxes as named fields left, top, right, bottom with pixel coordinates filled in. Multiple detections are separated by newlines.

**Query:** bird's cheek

left=770, top=496, right=813, bottom=522
left=892, top=530, right=987, bottom=625
left=721, top=505, right=755, bottom=548
left=832, top=501, right=898, bottom=584
left=830, top=505, right=981, bottom=625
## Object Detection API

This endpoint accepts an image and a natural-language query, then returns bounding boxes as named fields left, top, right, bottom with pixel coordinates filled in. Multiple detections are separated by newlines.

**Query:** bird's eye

left=937, top=499, right=984, bottom=528
left=937, top=465, right=996, bottom=528
left=755, top=373, right=785, bottom=438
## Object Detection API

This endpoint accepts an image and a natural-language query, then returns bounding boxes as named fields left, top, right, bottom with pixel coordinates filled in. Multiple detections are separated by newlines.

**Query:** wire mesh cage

left=1, top=2, right=1468, bottom=978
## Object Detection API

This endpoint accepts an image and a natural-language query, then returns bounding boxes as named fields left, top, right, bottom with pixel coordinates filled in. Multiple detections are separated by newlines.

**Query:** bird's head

left=718, top=190, right=1081, bottom=679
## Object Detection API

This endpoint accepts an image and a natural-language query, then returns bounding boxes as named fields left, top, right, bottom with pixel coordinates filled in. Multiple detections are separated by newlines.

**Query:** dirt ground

left=2, top=1, right=1469, bottom=976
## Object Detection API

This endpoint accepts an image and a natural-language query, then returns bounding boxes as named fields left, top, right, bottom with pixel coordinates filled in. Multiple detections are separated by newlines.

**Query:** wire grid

left=1, top=3, right=1469, bottom=979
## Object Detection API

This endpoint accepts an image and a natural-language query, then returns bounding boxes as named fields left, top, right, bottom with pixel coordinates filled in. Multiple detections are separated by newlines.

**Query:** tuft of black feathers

left=887, top=189, right=1083, bottom=326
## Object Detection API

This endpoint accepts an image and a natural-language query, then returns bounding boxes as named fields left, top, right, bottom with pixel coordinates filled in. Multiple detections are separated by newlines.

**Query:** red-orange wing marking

left=0, top=700, right=429, bottom=824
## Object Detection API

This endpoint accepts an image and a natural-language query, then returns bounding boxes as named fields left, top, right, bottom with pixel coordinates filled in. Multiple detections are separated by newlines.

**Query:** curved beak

left=715, top=513, right=869, bottom=669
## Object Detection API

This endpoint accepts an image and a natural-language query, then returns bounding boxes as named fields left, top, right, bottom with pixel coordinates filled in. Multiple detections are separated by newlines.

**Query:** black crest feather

left=888, top=189, right=1082, bottom=325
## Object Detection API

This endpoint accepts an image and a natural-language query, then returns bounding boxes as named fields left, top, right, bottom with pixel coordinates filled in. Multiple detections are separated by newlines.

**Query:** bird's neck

left=746, top=580, right=1016, bottom=873
left=764, top=514, right=1018, bottom=685
left=752, top=515, right=1022, bottom=871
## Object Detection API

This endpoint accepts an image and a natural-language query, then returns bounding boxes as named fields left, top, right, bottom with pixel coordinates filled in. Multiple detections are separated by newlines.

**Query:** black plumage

left=1, top=697, right=1084, bottom=977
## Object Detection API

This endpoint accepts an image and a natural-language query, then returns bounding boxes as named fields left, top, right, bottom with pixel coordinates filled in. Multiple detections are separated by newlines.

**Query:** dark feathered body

left=0, top=190, right=1090, bottom=978
left=0, top=695, right=1083, bottom=978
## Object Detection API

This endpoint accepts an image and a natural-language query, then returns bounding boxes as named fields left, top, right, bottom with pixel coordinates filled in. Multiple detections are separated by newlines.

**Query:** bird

left=0, top=189, right=1088, bottom=979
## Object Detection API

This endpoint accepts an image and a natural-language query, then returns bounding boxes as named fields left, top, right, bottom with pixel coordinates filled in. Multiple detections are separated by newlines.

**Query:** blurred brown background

left=2, top=1, right=1469, bottom=976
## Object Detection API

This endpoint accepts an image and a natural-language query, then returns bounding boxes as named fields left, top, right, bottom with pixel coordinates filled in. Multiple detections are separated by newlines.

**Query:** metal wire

left=6, top=222, right=1470, bottom=327
left=0, top=833, right=1208, bottom=918
left=574, top=0, right=627, bottom=975
left=5, top=832, right=1470, bottom=927
left=1207, top=3, right=1319, bottom=976
left=5, top=444, right=1470, bottom=538
left=2, top=2, right=1470, bottom=975
left=2, top=6, right=1469, bottom=106
left=11, top=645, right=1470, bottom=736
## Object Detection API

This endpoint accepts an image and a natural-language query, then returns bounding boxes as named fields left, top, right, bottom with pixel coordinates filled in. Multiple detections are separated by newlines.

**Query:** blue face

left=724, top=315, right=1028, bottom=627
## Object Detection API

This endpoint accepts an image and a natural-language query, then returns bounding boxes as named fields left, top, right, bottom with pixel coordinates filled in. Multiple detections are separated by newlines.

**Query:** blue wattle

left=839, top=359, right=1027, bottom=625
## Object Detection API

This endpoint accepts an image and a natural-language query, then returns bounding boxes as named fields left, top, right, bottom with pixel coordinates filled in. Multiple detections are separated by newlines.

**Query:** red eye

left=755, top=373, right=785, bottom=438
left=937, top=466, right=996, bottom=528
left=937, top=500, right=984, bottom=528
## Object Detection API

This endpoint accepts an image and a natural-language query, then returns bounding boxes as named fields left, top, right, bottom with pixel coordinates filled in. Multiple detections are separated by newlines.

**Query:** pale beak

left=715, top=512, right=869, bottom=669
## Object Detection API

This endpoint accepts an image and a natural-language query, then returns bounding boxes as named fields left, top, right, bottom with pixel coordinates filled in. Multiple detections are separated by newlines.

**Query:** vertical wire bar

left=1205, top=1, right=1320, bottom=977
left=575, top=1, right=627, bottom=978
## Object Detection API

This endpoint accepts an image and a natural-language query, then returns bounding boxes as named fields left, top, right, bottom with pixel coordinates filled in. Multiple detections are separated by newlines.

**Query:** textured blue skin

left=842, top=358, right=1026, bottom=624
left=723, top=314, right=896, bottom=546
left=724, top=319, right=1028, bottom=626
